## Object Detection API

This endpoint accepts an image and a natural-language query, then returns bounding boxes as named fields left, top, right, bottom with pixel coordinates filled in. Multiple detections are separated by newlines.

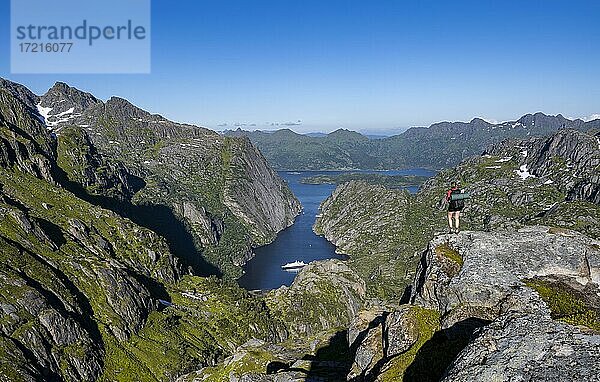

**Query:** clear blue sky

left=1, top=0, right=599, bottom=134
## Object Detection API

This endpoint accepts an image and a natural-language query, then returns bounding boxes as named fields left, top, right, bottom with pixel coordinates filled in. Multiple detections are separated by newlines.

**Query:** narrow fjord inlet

left=239, top=169, right=436, bottom=291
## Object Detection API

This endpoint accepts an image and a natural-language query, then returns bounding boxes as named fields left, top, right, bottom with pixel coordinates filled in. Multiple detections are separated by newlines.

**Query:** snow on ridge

left=516, top=164, right=536, bottom=180
left=496, top=156, right=513, bottom=163
left=36, top=104, right=53, bottom=128
left=54, top=107, right=74, bottom=117
left=35, top=104, right=78, bottom=129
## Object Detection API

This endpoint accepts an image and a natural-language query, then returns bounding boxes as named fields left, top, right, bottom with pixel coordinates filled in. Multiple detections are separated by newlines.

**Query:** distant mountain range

left=224, top=114, right=600, bottom=170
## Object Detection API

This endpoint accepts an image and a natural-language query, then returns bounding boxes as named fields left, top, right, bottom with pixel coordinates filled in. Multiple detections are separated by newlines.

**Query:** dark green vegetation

left=300, top=173, right=429, bottom=188
left=525, top=276, right=600, bottom=332
left=225, top=114, right=600, bottom=170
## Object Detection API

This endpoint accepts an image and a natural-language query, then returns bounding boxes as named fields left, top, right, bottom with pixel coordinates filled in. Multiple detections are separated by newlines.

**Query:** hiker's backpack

left=449, top=189, right=465, bottom=211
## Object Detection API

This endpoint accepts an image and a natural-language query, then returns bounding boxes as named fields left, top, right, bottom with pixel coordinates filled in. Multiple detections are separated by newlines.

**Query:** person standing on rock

left=446, top=181, right=465, bottom=234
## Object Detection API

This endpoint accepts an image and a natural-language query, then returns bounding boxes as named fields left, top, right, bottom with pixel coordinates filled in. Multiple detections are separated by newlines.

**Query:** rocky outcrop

left=411, top=227, right=599, bottom=326
left=416, top=227, right=600, bottom=381
left=266, top=260, right=367, bottom=337
left=345, top=227, right=600, bottom=381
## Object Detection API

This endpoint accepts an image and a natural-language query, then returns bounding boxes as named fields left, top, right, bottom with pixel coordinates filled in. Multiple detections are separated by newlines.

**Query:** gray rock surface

left=442, top=312, right=600, bottom=382
left=411, top=226, right=600, bottom=326
left=406, top=226, right=600, bottom=381
left=383, top=307, right=420, bottom=358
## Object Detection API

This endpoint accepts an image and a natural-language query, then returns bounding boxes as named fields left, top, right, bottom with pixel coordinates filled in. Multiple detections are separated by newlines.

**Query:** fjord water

left=237, top=169, right=436, bottom=291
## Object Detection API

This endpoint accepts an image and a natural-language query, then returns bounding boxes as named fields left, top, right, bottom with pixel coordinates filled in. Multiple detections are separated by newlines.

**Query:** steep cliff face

left=222, top=137, right=301, bottom=244
left=314, top=181, right=420, bottom=300
left=28, top=79, right=302, bottom=276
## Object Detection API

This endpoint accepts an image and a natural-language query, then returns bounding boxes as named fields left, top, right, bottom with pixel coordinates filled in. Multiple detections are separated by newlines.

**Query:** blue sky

left=1, top=0, right=599, bottom=134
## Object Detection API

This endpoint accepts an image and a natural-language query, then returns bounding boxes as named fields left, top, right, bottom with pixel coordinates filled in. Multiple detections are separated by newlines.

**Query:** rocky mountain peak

left=42, top=81, right=100, bottom=110
left=469, top=117, right=491, bottom=125
left=104, top=96, right=152, bottom=120
left=36, top=81, right=101, bottom=129
left=328, top=128, right=369, bottom=141
left=0, top=77, right=39, bottom=110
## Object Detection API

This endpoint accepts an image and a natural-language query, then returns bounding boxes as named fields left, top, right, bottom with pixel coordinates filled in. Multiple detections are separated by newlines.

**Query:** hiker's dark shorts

left=448, top=207, right=462, bottom=213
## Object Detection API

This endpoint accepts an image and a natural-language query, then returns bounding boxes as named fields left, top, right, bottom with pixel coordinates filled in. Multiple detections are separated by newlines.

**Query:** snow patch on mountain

left=516, top=164, right=536, bottom=180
